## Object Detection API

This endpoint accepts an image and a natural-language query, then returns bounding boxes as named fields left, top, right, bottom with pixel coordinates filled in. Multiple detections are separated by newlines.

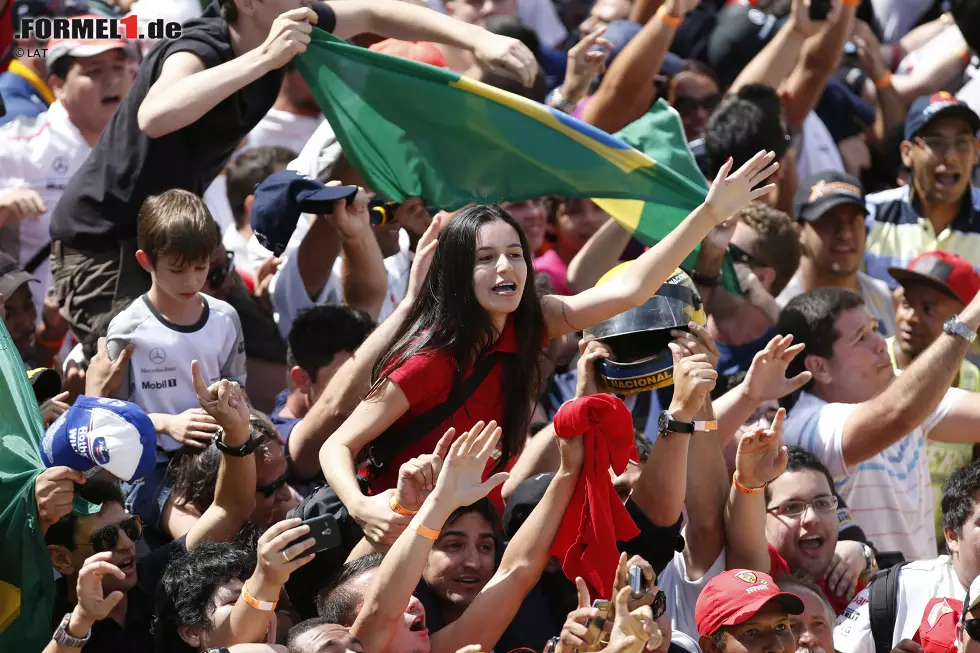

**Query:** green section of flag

left=0, top=322, right=53, bottom=651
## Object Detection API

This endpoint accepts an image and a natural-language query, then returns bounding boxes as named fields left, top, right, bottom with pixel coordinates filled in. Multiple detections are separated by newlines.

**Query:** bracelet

left=656, top=6, right=684, bottom=27
left=690, top=269, right=721, bottom=287
left=733, top=473, right=765, bottom=495
left=694, top=420, right=718, bottom=432
left=389, top=494, right=417, bottom=516
left=36, top=332, right=66, bottom=349
left=410, top=516, right=441, bottom=540
left=874, top=70, right=892, bottom=89
left=958, top=47, right=971, bottom=65
left=840, top=0, right=861, bottom=7
left=242, top=581, right=278, bottom=611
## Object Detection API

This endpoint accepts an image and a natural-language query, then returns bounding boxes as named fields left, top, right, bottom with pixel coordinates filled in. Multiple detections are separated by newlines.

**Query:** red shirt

left=368, top=315, right=523, bottom=509
left=768, top=544, right=867, bottom=615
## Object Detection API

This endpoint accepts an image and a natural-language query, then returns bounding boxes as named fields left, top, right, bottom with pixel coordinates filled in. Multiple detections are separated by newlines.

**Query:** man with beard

left=863, top=94, right=980, bottom=288
left=887, top=251, right=980, bottom=548
left=777, top=172, right=896, bottom=338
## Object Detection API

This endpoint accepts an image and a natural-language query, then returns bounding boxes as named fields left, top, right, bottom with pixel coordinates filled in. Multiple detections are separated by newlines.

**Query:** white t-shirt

left=869, top=0, right=933, bottom=43
left=0, top=101, right=90, bottom=313
left=424, top=0, right=568, bottom=47
left=796, top=112, right=845, bottom=183
left=223, top=224, right=253, bottom=277
left=783, top=387, right=967, bottom=560
left=106, top=294, right=247, bottom=451
left=834, top=556, right=967, bottom=653
left=659, top=548, right=727, bottom=640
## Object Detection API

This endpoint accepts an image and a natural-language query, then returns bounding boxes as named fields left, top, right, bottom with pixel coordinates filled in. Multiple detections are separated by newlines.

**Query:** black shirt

left=50, top=2, right=336, bottom=251
left=51, top=537, right=186, bottom=653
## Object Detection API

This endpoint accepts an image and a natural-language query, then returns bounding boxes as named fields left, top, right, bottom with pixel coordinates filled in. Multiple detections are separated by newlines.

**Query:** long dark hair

left=372, top=205, right=545, bottom=467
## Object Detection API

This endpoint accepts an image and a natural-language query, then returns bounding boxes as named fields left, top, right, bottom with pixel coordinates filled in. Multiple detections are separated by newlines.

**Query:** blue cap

left=40, top=396, right=157, bottom=483
left=905, top=92, right=980, bottom=141
left=601, top=20, right=642, bottom=68
left=250, top=171, right=359, bottom=256
left=816, top=77, right=877, bottom=143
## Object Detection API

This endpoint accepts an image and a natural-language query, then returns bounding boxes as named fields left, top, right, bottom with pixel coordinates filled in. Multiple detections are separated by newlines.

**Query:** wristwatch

left=657, top=410, right=695, bottom=438
left=546, top=87, right=577, bottom=114
left=52, top=612, right=90, bottom=648
left=862, top=543, right=877, bottom=573
left=213, top=424, right=260, bottom=457
left=944, top=315, right=977, bottom=343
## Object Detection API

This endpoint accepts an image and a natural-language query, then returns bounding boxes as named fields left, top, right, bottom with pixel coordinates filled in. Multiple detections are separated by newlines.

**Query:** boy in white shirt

left=107, top=189, right=246, bottom=452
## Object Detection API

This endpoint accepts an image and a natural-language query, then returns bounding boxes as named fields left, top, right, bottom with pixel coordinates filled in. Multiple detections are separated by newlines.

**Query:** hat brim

left=721, top=593, right=805, bottom=628
left=911, top=104, right=980, bottom=139
left=888, top=267, right=964, bottom=305
left=295, top=185, right=359, bottom=214
left=0, top=269, right=39, bottom=298
left=799, top=195, right=867, bottom=223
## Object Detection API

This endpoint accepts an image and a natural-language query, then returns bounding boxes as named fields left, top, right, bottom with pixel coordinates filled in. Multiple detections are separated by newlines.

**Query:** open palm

left=735, top=408, right=789, bottom=489
left=434, top=421, right=509, bottom=508
left=743, top=335, right=812, bottom=402
left=704, top=150, right=780, bottom=224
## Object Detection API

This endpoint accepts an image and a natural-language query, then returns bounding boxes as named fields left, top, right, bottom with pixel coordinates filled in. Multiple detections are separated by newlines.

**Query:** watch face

left=658, top=411, right=669, bottom=435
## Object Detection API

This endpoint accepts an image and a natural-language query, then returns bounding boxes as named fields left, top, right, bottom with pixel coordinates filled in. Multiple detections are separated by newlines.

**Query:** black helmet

left=584, top=265, right=707, bottom=395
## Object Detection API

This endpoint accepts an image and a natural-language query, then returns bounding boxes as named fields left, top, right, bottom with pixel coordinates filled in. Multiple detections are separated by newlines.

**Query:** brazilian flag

left=295, top=30, right=740, bottom=291
left=0, top=320, right=53, bottom=651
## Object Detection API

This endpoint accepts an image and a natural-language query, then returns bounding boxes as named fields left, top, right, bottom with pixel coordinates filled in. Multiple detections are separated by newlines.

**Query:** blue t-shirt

left=270, top=388, right=301, bottom=442
left=0, top=70, right=48, bottom=125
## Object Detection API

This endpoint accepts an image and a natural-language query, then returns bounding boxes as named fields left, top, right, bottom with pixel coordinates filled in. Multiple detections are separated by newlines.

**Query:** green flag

left=295, top=29, right=739, bottom=292
left=0, top=321, right=54, bottom=651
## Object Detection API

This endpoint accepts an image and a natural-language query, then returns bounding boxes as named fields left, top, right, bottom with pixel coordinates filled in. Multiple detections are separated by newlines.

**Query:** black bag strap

left=365, top=351, right=507, bottom=470
left=869, top=562, right=904, bottom=653
left=25, top=242, right=51, bottom=274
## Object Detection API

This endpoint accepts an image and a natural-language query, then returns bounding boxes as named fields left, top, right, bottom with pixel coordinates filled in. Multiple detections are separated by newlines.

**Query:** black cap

left=793, top=171, right=867, bottom=223
left=0, top=251, right=38, bottom=300
left=502, top=472, right=554, bottom=540
left=27, top=367, right=62, bottom=404
left=707, top=5, right=787, bottom=88
left=904, top=92, right=980, bottom=141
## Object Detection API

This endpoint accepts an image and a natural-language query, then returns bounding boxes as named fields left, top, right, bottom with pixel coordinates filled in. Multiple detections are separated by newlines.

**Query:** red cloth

left=550, top=394, right=640, bottom=598
left=767, top=544, right=867, bottom=615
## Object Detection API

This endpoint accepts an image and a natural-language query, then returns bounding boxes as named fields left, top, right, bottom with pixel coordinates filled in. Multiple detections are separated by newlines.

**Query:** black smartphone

left=809, top=0, right=832, bottom=21
left=629, top=564, right=647, bottom=598
left=295, top=514, right=342, bottom=553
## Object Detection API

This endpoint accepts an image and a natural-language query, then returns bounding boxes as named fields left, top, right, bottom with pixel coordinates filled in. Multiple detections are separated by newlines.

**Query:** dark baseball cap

left=793, top=171, right=867, bottom=223
left=502, top=472, right=553, bottom=540
left=816, top=77, right=877, bottom=143
left=27, top=367, right=63, bottom=404
left=904, top=92, right=980, bottom=141
left=250, top=170, right=359, bottom=256
left=707, top=5, right=787, bottom=88
left=888, top=251, right=980, bottom=307
left=0, top=251, right=38, bottom=299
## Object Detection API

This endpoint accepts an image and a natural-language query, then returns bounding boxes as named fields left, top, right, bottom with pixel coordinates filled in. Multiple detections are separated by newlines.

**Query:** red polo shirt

left=768, top=543, right=867, bottom=615
left=368, top=315, right=523, bottom=509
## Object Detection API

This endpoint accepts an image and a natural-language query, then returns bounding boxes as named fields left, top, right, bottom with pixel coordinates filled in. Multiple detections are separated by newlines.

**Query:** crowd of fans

left=3, top=0, right=980, bottom=652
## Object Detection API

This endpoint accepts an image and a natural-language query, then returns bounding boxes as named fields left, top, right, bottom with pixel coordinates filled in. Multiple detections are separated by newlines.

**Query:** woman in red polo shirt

left=320, top=150, right=779, bottom=547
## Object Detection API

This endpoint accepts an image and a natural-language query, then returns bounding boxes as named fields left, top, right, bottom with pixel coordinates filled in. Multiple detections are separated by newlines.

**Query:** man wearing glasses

left=777, top=171, right=897, bottom=338
left=863, top=93, right=980, bottom=289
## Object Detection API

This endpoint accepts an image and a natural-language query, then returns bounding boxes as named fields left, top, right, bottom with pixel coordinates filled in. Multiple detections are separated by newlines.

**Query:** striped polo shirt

left=864, top=184, right=980, bottom=288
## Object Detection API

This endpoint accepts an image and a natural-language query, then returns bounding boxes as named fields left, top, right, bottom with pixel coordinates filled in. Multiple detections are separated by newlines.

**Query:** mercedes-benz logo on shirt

left=52, top=156, right=69, bottom=175
left=149, top=348, right=167, bottom=364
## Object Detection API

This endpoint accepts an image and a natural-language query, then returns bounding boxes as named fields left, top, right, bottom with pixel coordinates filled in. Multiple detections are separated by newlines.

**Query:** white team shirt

left=834, top=556, right=967, bottom=653
left=783, top=387, right=967, bottom=560
left=0, top=101, right=90, bottom=312
left=106, top=294, right=247, bottom=451
left=659, top=548, right=727, bottom=640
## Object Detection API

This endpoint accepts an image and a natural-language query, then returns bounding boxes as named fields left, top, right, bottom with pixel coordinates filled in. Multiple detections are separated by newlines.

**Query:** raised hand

left=86, top=337, right=133, bottom=398
left=667, top=342, right=717, bottom=423
left=472, top=33, right=539, bottom=88
left=575, top=338, right=614, bottom=398
left=159, top=407, right=221, bottom=450
left=555, top=578, right=602, bottom=653
left=35, top=466, right=85, bottom=534
left=788, top=0, right=837, bottom=38
left=610, top=553, right=660, bottom=616
left=610, top=587, right=662, bottom=653
left=404, top=213, right=443, bottom=304
left=742, top=334, right=812, bottom=403
left=703, top=150, right=780, bottom=225
left=250, top=518, right=317, bottom=595
left=669, top=322, right=720, bottom=370
left=259, top=7, right=315, bottom=71
left=560, top=27, right=612, bottom=104
left=734, top=407, right=789, bottom=490
left=394, top=429, right=455, bottom=512
left=73, top=552, right=126, bottom=626
left=192, top=360, right=249, bottom=434
left=329, top=185, right=370, bottom=241
left=432, top=420, right=509, bottom=508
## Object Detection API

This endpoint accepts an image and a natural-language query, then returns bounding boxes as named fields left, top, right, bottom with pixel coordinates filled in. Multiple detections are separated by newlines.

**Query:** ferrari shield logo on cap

left=735, top=571, right=759, bottom=584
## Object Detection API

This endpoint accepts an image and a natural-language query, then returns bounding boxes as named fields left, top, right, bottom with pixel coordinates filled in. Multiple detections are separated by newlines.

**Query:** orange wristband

left=874, top=70, right=892, bottom=89
left=840, top=0, right=861, bottom=7
left=389, top=494, right=417, bottom=516
left=242, top=581, right=278, bottom=611
left=36, top=332, right=66, bottom=349
left=958, top=48, right=971, bottom=65
left=410, top=516, right=441, bottom=540
left=733, top=473, right=765, bottom=495
left=657, top=7, right=684, bottom=27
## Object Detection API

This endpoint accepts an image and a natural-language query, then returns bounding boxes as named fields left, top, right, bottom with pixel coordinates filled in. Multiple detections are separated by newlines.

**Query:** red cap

left=888, top=251, right=980, bottom=307
left=695, top=570, right=804, bottom=637
left=913, top=598, right=962, bottom=653
left=368, top=39, right=447, bottom=68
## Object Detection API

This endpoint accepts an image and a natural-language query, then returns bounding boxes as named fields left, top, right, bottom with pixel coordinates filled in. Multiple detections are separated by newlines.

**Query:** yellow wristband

left=733, top=473, right=765, bottom=495
left=657, top=7, right=684, bottom=27
left=874, top=70, right=892, bottom=89
left=410, top=516, right=441, bottom=540
left=389, top=494, right=418, bottom=516
left=242, top=581, right=278, bottom=611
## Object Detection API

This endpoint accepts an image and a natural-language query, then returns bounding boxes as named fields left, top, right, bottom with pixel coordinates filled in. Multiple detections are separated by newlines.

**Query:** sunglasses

left=208, top=252, right=234, bottom=288
left=77, top=515, right=143, bottom=553
left=256, top=473, right=288, bottom=498
left=728, top=243, right=766, bottom=268
left=964, top=618, right=980, bottom=642
left=673, top=93, right=721, bottom=116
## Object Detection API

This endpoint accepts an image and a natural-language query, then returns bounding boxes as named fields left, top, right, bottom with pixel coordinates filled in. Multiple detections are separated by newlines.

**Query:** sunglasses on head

left=208, top=252, right=234, bottom=288
left=965, top=618, right=980, bottom=642
left=673, top=93, right=721, bottom=115
left=78, top=515, right=143, bottom=553
left=256, top=474, right=288, bottom=498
